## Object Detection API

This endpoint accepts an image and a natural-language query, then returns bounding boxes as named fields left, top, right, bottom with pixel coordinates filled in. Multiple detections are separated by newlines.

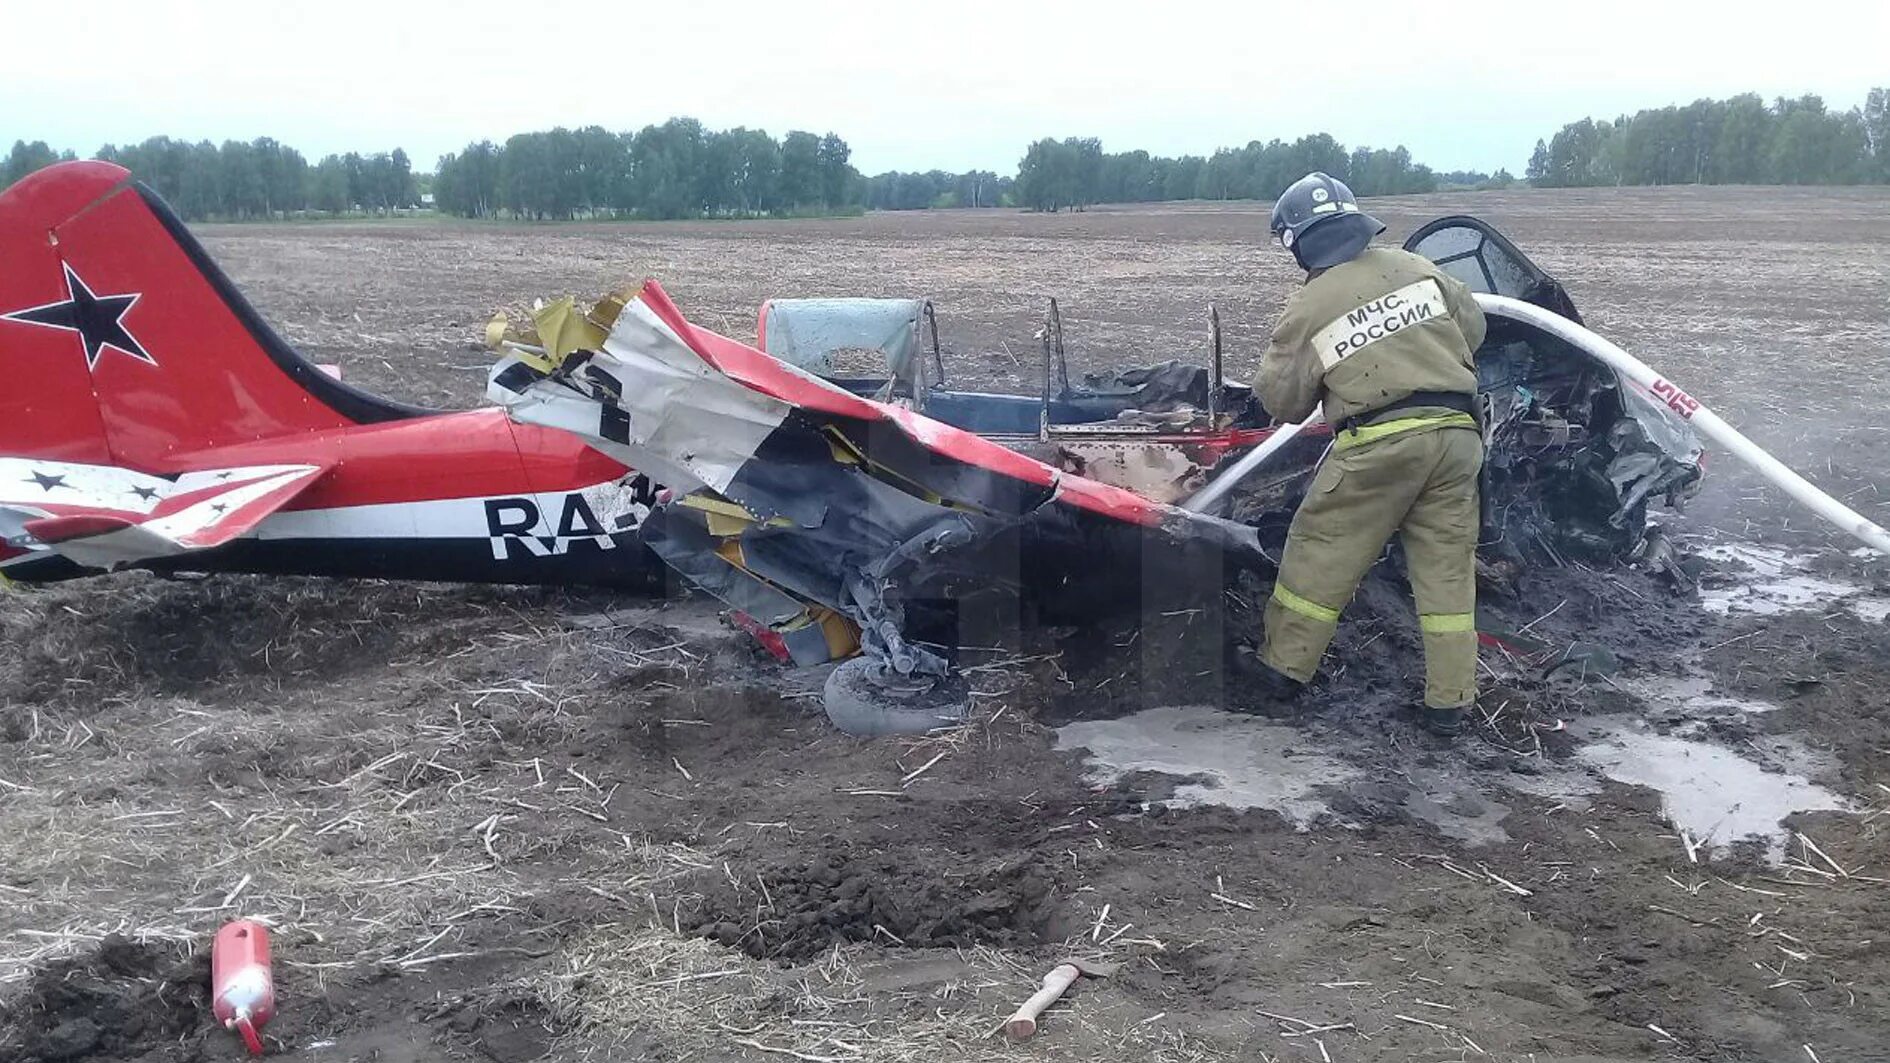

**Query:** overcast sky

left=6, top=1, right=1885, bottom=177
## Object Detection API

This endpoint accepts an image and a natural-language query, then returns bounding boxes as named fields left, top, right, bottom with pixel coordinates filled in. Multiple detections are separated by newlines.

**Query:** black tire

left=822, top=658, right=972, bottom=737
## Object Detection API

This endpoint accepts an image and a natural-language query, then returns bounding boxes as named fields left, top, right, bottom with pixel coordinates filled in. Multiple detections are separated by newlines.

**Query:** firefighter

left=1233, top=171, right=1487, bottom=737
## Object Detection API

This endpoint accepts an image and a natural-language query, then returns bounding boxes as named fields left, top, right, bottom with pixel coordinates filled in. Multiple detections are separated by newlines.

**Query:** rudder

left=0, top=161, right=428, bottom=474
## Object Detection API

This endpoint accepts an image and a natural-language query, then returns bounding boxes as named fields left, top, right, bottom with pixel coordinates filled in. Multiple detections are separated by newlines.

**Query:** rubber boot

left=1224, top=643, right=1305, bottom=718
left=1420, top=704, right=1467, bottom=738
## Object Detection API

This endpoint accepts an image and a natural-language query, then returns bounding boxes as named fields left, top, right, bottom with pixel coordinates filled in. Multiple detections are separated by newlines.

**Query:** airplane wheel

left=823, top=657, right=971, bottom=737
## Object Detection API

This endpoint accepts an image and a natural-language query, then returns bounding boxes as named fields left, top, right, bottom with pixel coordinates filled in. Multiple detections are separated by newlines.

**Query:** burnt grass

left=0, top=576, right=559, bottom=704
left=3, top=187, right=1890, bottom=1062
left=1, top=937, right=207, bottom=1063
left=685, top=850, right=1061, bottom=960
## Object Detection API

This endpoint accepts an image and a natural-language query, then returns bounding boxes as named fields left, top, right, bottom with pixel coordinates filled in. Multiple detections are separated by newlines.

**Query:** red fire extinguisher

left=211, top=920, right=274, bottom=1056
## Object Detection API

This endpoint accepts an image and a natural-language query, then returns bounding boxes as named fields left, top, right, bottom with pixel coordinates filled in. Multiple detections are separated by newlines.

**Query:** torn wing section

left=0, top=458, right=330, bottom=571
left=488, top=282, right=1272, bottom=675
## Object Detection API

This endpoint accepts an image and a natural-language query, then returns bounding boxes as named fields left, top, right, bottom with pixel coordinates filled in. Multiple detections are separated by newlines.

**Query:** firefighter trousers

left=1260, top=421, right=1483, bottom=708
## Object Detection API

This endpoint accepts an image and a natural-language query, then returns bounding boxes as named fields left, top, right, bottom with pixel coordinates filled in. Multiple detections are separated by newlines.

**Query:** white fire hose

left=1181, top=410, right=1325, bottom=514
left=1183, top=294, right=1890, bottom=557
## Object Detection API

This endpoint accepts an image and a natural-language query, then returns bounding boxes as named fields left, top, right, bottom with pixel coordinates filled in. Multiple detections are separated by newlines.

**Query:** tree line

left=0, top=125, right=1501, bottom=220
left=7, top=87, right=1888, bottom=220
left=2, top=136, right=417, bottom=220
left=2, top=140, right=77, bottom=189
left=1004, top=134, right=1474, bottom=212
left=433, top=121, right=859, bottom=220
left=867, top=86, right=1890, bottom=210
left=1527, top=89, right=1890, bottom=187
left=862, top=169, right=1013, bottom=211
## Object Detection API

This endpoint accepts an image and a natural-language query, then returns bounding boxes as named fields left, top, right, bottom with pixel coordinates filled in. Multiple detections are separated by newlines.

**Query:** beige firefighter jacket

left=1257, top=246, right=1486, bottom=432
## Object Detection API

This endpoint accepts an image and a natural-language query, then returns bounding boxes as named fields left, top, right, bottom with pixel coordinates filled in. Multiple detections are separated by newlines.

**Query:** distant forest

left=1526, top=90, right=1890, bottom=187
left=0, top=137, right=419, bottom=220
left=433, top=121, right=861, bottom=220
left=998, top=88, right=1890, bottom=210
left=1005, top=135, right=1458, bottom=213
left=3, top=87, right=1886, bottom=220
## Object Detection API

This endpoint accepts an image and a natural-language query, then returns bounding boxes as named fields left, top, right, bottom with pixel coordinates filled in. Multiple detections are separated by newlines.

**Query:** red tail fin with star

left=0, top=161, right=426, bottom=472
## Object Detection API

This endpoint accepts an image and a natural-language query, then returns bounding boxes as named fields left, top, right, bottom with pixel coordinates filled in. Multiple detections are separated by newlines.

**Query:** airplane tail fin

left=0, top=161, right=428, bottom=472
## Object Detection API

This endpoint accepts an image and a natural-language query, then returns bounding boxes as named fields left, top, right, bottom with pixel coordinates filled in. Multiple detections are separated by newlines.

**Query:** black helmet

left=1269, top=172, right=1385, bottom=270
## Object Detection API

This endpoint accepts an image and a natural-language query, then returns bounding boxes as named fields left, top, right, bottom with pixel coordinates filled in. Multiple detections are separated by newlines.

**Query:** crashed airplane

left=0, top=162, right=664, bottom=589
left=7, top=160, right=1882, bottom=734
left=482, top=223, right=1719, bottom=729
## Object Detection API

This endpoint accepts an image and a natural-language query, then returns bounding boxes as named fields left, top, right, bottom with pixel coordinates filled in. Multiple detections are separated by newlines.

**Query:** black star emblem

left=1, top=263, right=155, bottom=371
left=211, top=502, right=229, bottom=515
left=130, top=486, right=159, bottom=502
left=27, top=471, right=66, bottom=491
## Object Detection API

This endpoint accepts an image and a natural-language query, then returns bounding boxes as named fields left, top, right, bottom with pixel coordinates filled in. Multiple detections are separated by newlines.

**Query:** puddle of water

left=1622, top=673, right=1779, bottom=717
left=1699, top=574, right=1871, bottom=616
left=1700, top=543, right=1793, bottom=575
left=1851, top=597, right=1890, bottom=623
left=1573, top=718, right=1848, bottom=859
left=1058, top=706, right=1515, bottom=844
left=1698, top=543, right=1890, bottom=622
left=1054, top=704, right=1360, bottom=827
left=1055, top=695, right=1850, bottom=860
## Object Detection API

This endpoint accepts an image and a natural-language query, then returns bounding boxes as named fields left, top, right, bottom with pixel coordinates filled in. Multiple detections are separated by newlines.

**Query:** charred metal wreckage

left=16, top=160, right=1877, bottom=735
left=486, top=219, right=1710, bottom=731
left=486, top=285, right=1274, bottom=731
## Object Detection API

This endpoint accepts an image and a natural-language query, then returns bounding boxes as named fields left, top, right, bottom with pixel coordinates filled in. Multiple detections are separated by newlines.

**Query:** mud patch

left=0, top=574, right=570, bottom=705
left=0, top=936, right=206, bottom=1063
left=5, top=196, right=1890, bottom=1062
left=441, top=988, right=559, bottom=1063
left=685, top=851, right=1059, bottom=960
left=1388, top=764, right=1518, bottom=846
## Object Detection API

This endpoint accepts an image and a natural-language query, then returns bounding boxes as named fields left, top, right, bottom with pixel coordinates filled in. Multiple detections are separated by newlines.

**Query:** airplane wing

left=0, top=458, right=331, bottom=571
left=488, top=281, right=1268, bottom=676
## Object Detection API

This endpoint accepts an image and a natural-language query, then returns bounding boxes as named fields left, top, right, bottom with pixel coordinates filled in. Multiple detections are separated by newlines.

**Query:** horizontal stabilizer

left=23, top=513, right=137, bottom=543
left=0, top=457, right=331, bottom=570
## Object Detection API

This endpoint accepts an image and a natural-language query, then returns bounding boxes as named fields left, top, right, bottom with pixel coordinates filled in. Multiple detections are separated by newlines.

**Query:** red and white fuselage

left=0, top=161, right=665, bottom=589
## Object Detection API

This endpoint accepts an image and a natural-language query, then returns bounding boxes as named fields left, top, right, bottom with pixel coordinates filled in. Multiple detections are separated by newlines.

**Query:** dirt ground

left=4, top=187, right=1890, bottom=1063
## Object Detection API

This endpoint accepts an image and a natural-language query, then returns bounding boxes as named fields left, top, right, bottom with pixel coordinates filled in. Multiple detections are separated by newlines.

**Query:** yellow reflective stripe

left=1272, top=584, right=1340, bottom=624
left=1334, top=412, right=1477, bottom=450
left=1420, top=612, right=1475, bottom=633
